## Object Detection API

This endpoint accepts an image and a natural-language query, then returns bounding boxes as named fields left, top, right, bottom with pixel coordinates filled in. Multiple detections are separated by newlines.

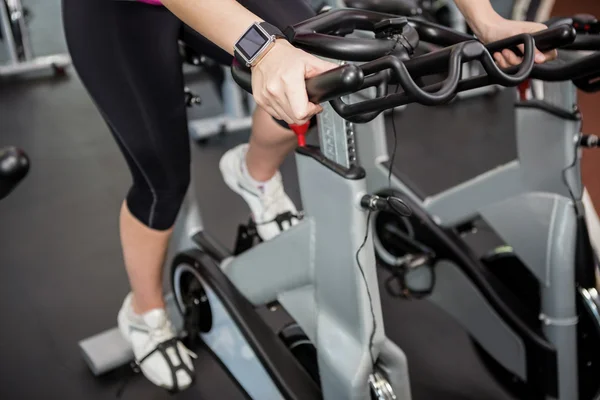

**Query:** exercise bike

left=78, top=7, right=571, bottom=400
left=367, top=13, right=600, bottom=400
left=176, top=10, right=570, bottom=400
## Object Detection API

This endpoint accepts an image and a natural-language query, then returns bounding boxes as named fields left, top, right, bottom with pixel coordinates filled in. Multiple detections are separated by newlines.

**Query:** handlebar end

left=307, top=63, right=364, bottom=104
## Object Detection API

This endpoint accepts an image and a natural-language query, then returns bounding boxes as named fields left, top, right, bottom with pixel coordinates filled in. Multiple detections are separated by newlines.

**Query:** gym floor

left=0, top=1, right=598, bottom=399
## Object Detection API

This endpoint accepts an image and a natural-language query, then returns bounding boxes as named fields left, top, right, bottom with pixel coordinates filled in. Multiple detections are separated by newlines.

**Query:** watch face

left=237, top=25, right=270, bottom=62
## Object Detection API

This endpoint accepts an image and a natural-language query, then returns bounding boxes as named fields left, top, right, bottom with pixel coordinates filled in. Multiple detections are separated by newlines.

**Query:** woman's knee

left=126, top=174, right=190, bottom=230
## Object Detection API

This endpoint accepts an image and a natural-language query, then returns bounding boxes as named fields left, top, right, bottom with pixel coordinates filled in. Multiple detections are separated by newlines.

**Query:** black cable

left=388, top=85, right=401, bottom=188
left=562, top=132, right=581, bottom=204
left=355, top=210, right=377, bottom=367
left=358, top=37, right=402, bottom=369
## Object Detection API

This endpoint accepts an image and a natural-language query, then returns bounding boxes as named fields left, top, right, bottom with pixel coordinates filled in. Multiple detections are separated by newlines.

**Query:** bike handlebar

left=284, top=9, right=476, bottom=61
left=344, top=0, right=422, bottom=17
left=231, top=8, right=600, bottom=122
left=232, top=30, right=540, bottom=108
left=231, top=60, right=364, bottom=105
left=529, top=14, right=600, bottom=91
left=546, top=15, right=600, bottom=49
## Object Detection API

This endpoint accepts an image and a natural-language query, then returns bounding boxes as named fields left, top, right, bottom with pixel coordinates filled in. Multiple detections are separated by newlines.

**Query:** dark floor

left=0, top=72, right=520, bottom=400
left=0, top=1, right=532, bottom=399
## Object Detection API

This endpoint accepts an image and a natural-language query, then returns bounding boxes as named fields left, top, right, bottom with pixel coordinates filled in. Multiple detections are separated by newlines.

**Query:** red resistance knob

left=289, top=122, right=310, bottom=147
left=518, top=79, right=530, bottom=101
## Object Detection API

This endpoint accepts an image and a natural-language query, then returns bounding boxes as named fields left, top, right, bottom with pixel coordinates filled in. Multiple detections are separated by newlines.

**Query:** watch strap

left=258, top=22, right=286, bottom=40
left=233, top=49, right=244, bottom=66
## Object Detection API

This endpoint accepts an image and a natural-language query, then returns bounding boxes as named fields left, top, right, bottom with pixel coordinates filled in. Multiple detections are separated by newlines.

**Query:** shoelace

left=148, top=321, right=199, bottom=361
left=115, top=321, right=197, bottom=398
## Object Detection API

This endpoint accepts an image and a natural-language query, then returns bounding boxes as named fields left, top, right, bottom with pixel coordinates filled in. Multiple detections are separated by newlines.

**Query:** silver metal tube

left=0, top=0, right=18, bottom=63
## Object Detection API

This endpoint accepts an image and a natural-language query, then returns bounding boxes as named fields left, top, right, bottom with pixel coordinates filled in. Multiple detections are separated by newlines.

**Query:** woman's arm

left=452, top=0, right=502, bottom=38
left=160, top=0, right=336, bottom=125
left=452, top=0, right=556, bottom=67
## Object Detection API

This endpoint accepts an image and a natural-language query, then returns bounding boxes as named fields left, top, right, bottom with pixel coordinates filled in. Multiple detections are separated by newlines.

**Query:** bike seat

left=0, top=147, right=29, bottom=200
left=344, top=0, right=422, bottom=16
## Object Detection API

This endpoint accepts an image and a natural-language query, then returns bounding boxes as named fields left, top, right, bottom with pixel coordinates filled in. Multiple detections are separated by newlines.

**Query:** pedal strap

left=137, top=337, right=195, bottom=393
left=234, top=211, right=303, bottom=254
left=273, top=211, right=300, bottom=232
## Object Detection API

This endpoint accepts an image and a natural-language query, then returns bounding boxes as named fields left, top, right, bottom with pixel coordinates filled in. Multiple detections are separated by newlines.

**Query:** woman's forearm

left=453, top=0, right=503, bottom=37
left=161, top=0, right=263, bottom=55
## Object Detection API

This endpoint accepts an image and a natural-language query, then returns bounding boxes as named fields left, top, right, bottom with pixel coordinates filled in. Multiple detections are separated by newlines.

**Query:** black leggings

left=62, top=0, right=315, bottom=230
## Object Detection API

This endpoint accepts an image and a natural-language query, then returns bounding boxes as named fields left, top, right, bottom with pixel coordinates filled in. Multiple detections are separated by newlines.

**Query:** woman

left=62, top=0, right=554, bottom=392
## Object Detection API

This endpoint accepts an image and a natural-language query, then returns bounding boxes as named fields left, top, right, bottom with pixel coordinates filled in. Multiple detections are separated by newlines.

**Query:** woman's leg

left=240, top=0, right=316, bottom=182
left=120, top=203, right=172, bottom=312
left=179, top=24, right=299, bottom=183
left=246, top=108, right=297, bottom=181
left=63, top=0, right=193, bottom=390
left=184, top=0, right=316, bottom=240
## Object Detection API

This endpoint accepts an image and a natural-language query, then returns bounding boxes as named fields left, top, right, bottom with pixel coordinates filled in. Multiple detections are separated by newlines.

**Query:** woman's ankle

left=131, top=293, right=166, bottom=315
left=244, top=147, right=278, bottom=183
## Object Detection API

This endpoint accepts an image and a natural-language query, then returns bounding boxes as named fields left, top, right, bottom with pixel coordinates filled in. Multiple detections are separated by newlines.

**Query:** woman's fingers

left=502, top=49, right=523, bottom=66
left=251, top=42, right=337, bottom=125
left=494, top=52, right=509, bottom=69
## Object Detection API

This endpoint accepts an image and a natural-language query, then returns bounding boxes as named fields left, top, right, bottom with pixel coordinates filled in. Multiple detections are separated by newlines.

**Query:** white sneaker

left=219, top=143, right=300, bottom=241
left=117, top=293, right=195, bottom=392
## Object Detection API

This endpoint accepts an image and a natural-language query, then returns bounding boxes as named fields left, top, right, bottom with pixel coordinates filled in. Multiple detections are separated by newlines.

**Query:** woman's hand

left=475, top=17, right=558, bottom=68
left=251, top=40, right=338, bottom=125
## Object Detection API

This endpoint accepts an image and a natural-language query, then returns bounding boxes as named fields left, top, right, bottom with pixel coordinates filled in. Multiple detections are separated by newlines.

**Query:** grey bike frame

left=357, top=77, right=588, bottom=399
left=82, top=80, right=413, bottom=399
left=170, top=80, right=413, bottom=400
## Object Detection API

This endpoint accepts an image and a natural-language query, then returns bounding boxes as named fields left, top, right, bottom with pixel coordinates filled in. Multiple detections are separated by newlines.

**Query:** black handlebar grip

left=485, top=24, right=576, bottom=55
left=544, top=15, right=600, bottom=50
left=305, top=64, right=364, bottom=103
left=231, top=61, right=364, bottom=104
left=531, top=24, right=577, bottom=52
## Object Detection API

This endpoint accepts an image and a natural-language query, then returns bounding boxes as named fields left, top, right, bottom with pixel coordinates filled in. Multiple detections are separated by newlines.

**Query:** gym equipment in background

left=179, top=38, right=255, bottom=143
left=79, top=8, right=572, bottom=400
left=511, top=0, right=556, bottom=23
left=0, top=0, right=70, bottom=77
left=0, top=146, right=29, bottom=200
left=369, top=14, right=600, bottom=400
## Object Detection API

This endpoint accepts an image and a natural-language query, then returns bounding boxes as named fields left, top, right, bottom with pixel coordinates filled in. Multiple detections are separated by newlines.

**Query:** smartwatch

left=234, top=22, right=286, bottom=68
